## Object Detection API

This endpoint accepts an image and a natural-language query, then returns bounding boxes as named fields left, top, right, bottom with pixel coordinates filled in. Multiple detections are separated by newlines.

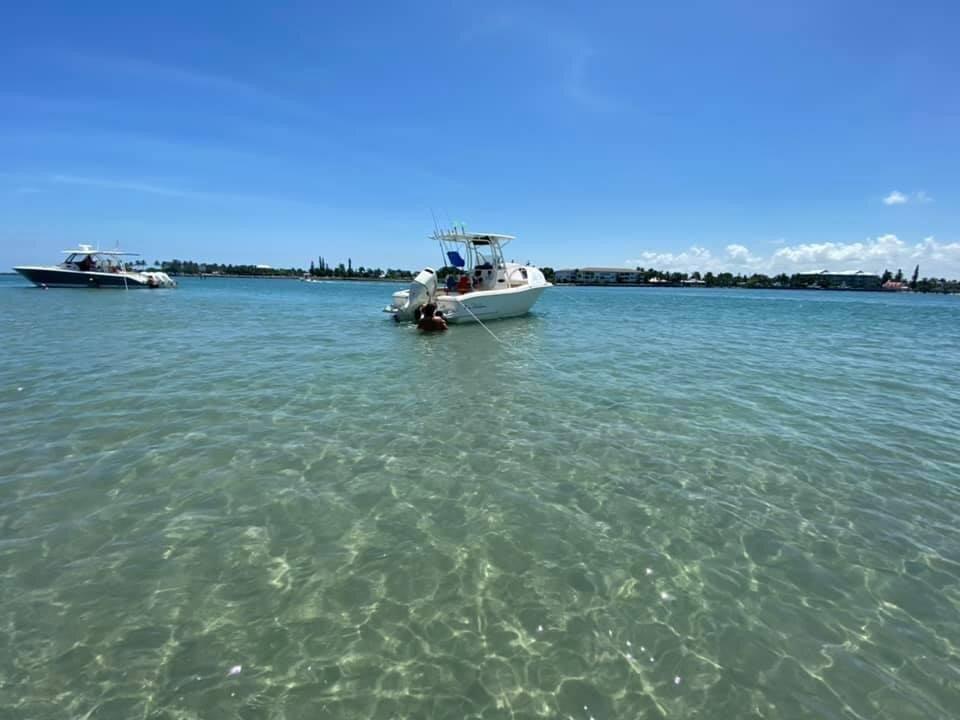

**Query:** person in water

left=417, top=303, right=447, bottom=332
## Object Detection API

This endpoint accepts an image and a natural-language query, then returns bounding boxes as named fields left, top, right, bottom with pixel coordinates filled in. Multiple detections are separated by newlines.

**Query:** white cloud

left=626, top=235, right=960, bottom=278
left=771, top=235, right=909, bottom=269
left=725, top=243, right=763, bottom=266
left=882, top=190, right=934, bottom=205
left=627, top=245, right=715, bottom=272
left=627, top=243, right=763, bottom=274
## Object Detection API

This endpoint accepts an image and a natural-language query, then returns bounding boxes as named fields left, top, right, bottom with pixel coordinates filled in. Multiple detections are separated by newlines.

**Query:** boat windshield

left=63, top=253, right=99, bottom=269
left=62, top=253, right=124, bottom=271
left=473, top=246, right=495, bottom=268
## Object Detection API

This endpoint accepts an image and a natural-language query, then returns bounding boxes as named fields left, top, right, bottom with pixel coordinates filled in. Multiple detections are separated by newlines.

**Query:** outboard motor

left=391, top=267, right=437, bottom=322
left=143, top=271, right=177, bottom=288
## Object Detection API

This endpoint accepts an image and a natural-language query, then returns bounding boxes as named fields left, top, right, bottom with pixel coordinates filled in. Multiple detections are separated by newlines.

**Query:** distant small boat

left=384, top=228, right=551, bottom=324
left=300, top=274, right=323, bottom=284
left=14, top=245, right=176, bottom=288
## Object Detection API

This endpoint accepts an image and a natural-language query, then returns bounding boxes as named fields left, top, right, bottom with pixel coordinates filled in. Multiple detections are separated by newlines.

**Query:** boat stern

left=140, top=271, right=177, bottom=288
left=384, top=268, right=437, bottom=321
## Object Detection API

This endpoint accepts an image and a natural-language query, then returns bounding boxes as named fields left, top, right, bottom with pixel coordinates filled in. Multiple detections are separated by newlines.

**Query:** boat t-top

left=14, top=245, right=176, bottom=288
left=385, top=227, right=551, bottom=323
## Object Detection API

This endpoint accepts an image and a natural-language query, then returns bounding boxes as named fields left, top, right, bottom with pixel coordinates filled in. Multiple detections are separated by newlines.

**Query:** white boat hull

left=382, top=230, right=551, bottom=324
left=435, top=285, right=547, bottom=323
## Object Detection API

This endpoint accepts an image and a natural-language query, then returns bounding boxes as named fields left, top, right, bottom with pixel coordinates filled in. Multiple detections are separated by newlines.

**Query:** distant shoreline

left=3, top=272, right=956, bottom=294
left=556, top=282, right=902, bottom=293
left=0, top=271, right=408, bottom=282
left=192, top=274, right=408, bottom=282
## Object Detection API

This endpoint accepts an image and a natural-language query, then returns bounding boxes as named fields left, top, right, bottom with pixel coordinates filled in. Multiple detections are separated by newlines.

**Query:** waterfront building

left=795, top=270, right=881, bottom=290
left=554, top=267, right=644, bottom=284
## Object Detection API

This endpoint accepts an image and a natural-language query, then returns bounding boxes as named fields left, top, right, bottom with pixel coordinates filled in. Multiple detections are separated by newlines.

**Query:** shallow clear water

left=1, top=275, right=959, bottom=719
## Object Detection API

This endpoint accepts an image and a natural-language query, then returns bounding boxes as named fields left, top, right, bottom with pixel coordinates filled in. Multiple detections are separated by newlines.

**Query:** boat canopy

left=62, top=247, right=140, bottom=256
left=435, top=231, right=515, bottom=246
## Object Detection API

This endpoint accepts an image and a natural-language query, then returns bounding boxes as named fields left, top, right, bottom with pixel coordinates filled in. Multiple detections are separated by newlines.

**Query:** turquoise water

left=1, top=275, right=959, bottom=719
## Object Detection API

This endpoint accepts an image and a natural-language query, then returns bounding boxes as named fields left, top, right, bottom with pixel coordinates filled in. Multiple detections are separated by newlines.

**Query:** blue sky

left=2, top=1, right=959, bottom=276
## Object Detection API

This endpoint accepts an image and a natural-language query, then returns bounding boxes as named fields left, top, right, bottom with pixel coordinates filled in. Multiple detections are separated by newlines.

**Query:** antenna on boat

left=430, top=209, right=450, bottom=275
left=114, top=240, right=129, bottom=290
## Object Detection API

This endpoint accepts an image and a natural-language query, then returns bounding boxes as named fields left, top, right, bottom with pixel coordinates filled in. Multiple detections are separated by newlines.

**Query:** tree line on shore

left=155, top=258, right=559, bottom=283
left=306, top=256, right=413, bottom=279
left=136, top=259, right=956, bottom=292
left=562, top=266, right=959, bottom=293
left=149, top=258, right=414, bottom=280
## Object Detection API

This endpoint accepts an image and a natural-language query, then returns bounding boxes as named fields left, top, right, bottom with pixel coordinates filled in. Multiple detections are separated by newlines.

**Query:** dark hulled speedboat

left=14, top=245, right=176, bottom=288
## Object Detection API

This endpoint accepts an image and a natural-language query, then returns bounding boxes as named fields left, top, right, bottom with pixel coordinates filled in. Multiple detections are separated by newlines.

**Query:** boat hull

left=436, top=285, right=547, bottom=323
left=14, top=266, right=169, bottom=288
